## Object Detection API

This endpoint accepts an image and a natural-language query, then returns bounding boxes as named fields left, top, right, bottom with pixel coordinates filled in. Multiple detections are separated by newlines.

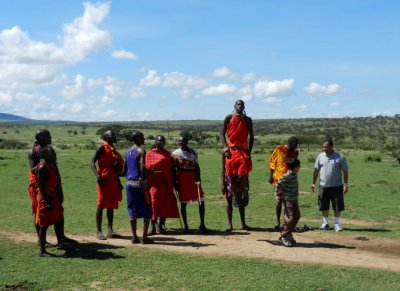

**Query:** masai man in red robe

left=221, top=100, right=254, bottom=231
left=28, top=129, right=74, bottom=247
left=146, top=135, right=180, bottom=235
left=90, top=130, right=124, bottom=240
left=36, top=146, right=64, bottom=257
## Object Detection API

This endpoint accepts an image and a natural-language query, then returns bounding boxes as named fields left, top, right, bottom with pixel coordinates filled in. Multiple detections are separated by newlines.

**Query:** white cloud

left=202, top=84, right=237, bottom=96
left=213, top=66, right=239, bottom=79
left=162, top=72, right=208, bottom=89
left=104, top=77, right=124, bottom=97
left=237, top=86, right=253, bottom=101
left=0, top=2, right=110, bottom=91
left=51, top=102, right=85, bottom=114
left=101, top=96, right=113, bottom=104
left=140, top=70, right=161, bottom=87
left=112, top=50, right=138, bottom=60
left=136, top=112, right=151, bottom=120
left=0, top=92, right=13, bottom=106
left=105, top=109, right=116, bottom=117
left=60, top=74, right=86, bottom=98
left=129, top=87, right=146, bottom=99
left=61, top=2, right=111, bottom=63
left=329, top=102, right=340, bottom=107
left=304, top=82, right=342, bottom=95
left=242, top=72, right=255, bottom=83
left=292, top=104, right=307, bottom=112
left=254, top=78, right=295, bottom=97
left=262, top=97, right=281, bottom=104
left=15, top=92, right=34, bottom=100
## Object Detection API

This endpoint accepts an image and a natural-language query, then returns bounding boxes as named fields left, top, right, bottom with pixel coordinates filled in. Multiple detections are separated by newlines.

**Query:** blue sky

left=1, top=0, right=399, bottom=121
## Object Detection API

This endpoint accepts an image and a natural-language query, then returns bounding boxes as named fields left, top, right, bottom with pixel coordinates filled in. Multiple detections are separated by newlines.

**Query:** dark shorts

left=126, top=184, right=152, bottom=220
left=318, top=186, right=345, bottom=212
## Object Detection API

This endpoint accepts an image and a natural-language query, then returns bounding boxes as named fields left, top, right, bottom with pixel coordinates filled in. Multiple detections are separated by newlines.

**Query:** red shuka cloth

left=176, top=170, right=204, bottom=202
left=96, top=143, right=123, bottom=209
left=146, top=148, right=180, bottom=219
left=35, top=164, right=63, bottom=227
left=225, top=115, right=252, bottom=176
left=28, top=169, right=39, bottom=214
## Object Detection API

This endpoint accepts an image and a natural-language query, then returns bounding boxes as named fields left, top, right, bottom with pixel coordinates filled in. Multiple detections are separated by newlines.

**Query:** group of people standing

left=89, top=131, right=208, bottom=245
left=27, top=100, right=349, bottom=256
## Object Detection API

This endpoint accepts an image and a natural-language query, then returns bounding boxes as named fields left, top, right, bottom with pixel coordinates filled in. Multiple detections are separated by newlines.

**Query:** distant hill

left=0, top=113, right=32, bottom=122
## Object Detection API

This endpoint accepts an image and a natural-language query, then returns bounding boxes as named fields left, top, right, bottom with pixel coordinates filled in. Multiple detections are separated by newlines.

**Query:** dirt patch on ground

left=2, top=227, right=399, bottom=273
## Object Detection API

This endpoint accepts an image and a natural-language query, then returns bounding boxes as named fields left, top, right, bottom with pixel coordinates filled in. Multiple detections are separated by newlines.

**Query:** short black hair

left=131, top=131, right=144, bottom=143
left=288, top=136, right=299, bottom=145
left=323, top=138, right=334, bottom=147
left=287, top=158, right=300, bottom=170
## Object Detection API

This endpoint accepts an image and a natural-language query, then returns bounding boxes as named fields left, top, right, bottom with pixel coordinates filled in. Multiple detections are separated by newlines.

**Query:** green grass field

left=1, top=124, right=400, bottom=290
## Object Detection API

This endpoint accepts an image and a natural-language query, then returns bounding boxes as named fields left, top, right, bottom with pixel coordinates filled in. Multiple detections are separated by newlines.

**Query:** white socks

left=323, top=217, right=329, bottom=224
left=334, top=217, right=340, bottom=225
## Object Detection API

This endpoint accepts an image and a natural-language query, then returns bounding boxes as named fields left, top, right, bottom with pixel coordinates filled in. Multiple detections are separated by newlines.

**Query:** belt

left=127, top=180, right=141, bottom=186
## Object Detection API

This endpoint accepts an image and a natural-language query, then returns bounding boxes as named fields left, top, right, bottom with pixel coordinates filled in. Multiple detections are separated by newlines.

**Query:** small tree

left=377, top=129, right=400, bottom=164
left=380, top=135, right=400, bottom=164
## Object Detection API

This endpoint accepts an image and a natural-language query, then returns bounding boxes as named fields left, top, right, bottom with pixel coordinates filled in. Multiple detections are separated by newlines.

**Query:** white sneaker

left=319, top=223, right=329, bottom=230
left=334, top=224, right=342, bottom=232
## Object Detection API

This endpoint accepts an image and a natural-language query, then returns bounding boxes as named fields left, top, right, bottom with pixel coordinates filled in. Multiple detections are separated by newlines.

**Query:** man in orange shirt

left=221, top=100, right=254, bottom=231
left=268, top=136, right=299, bottom=230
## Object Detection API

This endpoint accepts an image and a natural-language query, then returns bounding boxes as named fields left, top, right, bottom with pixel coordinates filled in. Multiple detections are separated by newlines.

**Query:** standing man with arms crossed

left=90, top=130, right=124, bottom=240
left=221, top=99, right=254, bottom=231
left=268, top=136, right=299, bottom=230
left=311, top=138, right=349, bottom=231
left=172, top=136, right=207, bottom=233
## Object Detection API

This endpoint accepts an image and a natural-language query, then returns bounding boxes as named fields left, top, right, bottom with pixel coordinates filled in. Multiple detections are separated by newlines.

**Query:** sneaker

left=288, top=234, right=296, bottom=244
left=279, top=236, right=293, bottom=247
left=319, top=223, right=330, bottom=230
left=334, top=224, right=342, bottom=232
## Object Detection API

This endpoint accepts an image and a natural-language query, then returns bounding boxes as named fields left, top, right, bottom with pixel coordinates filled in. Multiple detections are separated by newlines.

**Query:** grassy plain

left=0, top=123, right=400, bottom=290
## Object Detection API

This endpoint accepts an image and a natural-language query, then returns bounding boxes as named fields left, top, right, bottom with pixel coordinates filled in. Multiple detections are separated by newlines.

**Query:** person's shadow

left=263, top=239, right=355, bottom=249
left=62, top=242, right=125, bottom=260
left=343, top=227, right=391, bottom=233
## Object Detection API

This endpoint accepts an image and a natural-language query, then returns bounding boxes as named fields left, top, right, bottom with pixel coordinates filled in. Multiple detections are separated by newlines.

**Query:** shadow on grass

left=155, top=236, right=216, bottom=248
left=250, top=226, right=280, bottom=232
left=162, top=229, right=251, bottom=236
left=62, top=242, right=125, bottom=260
left=344, top=227, right=391, bottom=233
left=263, top=239, right=356, bottom=249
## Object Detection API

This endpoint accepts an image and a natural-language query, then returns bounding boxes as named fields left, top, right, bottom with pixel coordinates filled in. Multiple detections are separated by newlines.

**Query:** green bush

left=364, top=153, right=382, bottom=162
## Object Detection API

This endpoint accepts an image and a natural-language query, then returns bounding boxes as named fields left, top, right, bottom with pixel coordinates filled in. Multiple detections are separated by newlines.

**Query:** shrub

left=364, top=153, right=382, bottom=162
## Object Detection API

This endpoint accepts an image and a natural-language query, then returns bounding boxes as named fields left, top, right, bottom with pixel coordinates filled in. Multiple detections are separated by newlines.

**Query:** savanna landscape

left=0, top=116, right=400, bottom=290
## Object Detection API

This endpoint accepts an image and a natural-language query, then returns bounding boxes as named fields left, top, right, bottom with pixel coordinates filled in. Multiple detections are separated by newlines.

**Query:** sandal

left=97, top=232, right=106, bottom=240
left=131, top=237, right=140, bottom=244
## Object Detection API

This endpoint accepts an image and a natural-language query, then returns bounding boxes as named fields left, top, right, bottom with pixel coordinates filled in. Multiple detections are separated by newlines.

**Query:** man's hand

left=223, top=148, right=231, bottom=158
left=343, top=183, right=348, bottom=194
left=311, top=184, right=315, bottom=193
left=45, top=200, right=53, bottom=209
left=275, top=195, right=281, bottom=202
left=97, top=177, right=104, bottom=187
left=268, top=177, right=273, bottom=184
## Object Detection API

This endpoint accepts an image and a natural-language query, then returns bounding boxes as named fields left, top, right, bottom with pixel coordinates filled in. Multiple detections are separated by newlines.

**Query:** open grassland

left=1, top=123, right=400, bottom=290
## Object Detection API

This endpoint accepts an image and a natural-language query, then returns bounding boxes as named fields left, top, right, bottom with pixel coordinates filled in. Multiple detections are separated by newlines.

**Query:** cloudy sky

left=1, top=1, right=399, bottom=121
